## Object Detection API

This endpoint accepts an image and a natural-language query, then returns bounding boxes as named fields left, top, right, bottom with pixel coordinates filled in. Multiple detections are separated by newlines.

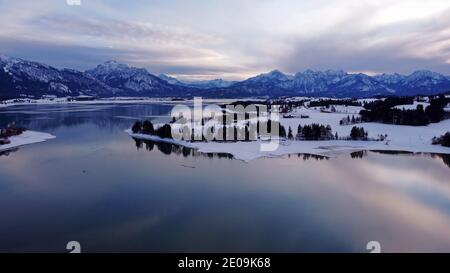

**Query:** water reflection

left=1, top=103, right=450, bottom=252
left=296, top=153, right=328, bottom=161
left=351, top=150, right=367, bottom=159
left=132, top=138, right=335, bottom=161
left=0, top=103, right=174, bottom=131
left=432, top=153, right=450, bottom=169
left=371, top=150, right=450, bottom=169
left=0, top=148, right=18, bottom=157
left=131, top=137, right=450, bottom=169
left=133, top=138, right=234, bottom=159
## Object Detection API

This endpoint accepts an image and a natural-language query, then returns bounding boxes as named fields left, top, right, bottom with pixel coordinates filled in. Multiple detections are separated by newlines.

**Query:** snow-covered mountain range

left=231, top=69, right=450, bottom=97
left=158, top=74, right=236, bottom=89
left=85, top=61, right=182, bottom=96
left=1, top=55, right=450, bottom=99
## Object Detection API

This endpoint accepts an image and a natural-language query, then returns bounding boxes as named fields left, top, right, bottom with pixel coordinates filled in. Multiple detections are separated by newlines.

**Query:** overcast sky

left=1, top=0, right=450, bottom=80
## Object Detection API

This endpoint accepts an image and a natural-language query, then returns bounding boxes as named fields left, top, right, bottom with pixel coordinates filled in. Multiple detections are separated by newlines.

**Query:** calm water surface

left=0, top=103, right=450, bottom=253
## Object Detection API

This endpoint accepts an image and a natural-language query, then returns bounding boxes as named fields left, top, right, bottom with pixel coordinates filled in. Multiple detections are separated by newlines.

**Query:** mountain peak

left=409, top=70, right=440, bottom=77
left=256, top=69, right=292, bottom=80
left=86, top=60, right=135, bottom=78
left=266, top=69, right=291, bottom=78
left=268, top=69, right=284, bottom=75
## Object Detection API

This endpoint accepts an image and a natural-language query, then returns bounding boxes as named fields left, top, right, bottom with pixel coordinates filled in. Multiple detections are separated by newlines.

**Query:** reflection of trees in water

left=133, top=138, right=333, bottom=161
left=133, top=138, right=335, bottom=162
left=351, top=150, right=367, bottom=159
left=372, top=150, right=450, bottom=169
left=442, top=155, right=450, bottom=169
left=131, top=138, right=450, bottom=168
left=0, top=148, right=18, bottom=157
left=432, top=154, right=450, bottom=169
left=132, top=138, right=234, bottom=160
left=297, top=153, right=328, bottom=161
left=371, top=150, right=414, bottom=155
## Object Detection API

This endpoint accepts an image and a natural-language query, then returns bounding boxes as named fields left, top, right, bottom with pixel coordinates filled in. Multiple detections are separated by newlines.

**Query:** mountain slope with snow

left=0, top=56, right=118, bottom=99
left=1, top=56, right=450, bottom=99
left=158, top=74, right=236, bottom=89
left=86, top=61, right=184, bottom=96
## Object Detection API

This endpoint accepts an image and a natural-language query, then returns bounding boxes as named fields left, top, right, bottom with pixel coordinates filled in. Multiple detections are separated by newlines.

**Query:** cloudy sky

left=1, top=0, right=450, bottom=80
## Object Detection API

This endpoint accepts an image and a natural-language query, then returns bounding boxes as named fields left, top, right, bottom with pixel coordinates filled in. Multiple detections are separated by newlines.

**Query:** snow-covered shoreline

left=125, top=99, right=450, bottom=161
left=0, top=131, right=56, bottom=152
left=126, top=128, right=450, bottom=162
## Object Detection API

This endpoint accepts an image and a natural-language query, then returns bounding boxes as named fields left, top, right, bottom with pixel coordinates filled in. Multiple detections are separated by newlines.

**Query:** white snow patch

left=393, top=101, right=430, bottom=110
left=0, top=131, right=56, bottom=152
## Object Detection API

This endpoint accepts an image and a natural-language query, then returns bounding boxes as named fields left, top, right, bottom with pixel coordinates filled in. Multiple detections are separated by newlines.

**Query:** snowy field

left=127, top=105, right=450, bottom=161
left=309, top=105, right=364, bottom=114
left=393, top=101, right=430, bottom=110
left=445, top=104, right=450, bottom=112
left=0, top=131, right=56, bottom=152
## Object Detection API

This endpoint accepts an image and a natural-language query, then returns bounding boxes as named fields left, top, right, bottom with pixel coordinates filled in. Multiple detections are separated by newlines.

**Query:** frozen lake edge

left=0, top=131, right=56, bottom=152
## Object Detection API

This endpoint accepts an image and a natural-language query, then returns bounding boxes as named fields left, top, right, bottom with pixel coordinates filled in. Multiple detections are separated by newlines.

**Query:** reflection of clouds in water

left=241, top=152, right=450, bottom=252
left=352, top=150, right=450, bottom=170
left=130, top=140, right=450, bottom=250
left=312, top=153, right=450, bottom=251
left=73, top=214, right=165, bottom=249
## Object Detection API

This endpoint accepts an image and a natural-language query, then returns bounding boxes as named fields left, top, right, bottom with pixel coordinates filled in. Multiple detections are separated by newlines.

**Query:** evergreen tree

left=279, top=125, right=287, bottom=138
left=288, top=126, right=294, bottom=139
left=156, top=124, right=173, bottom=139
left=426, top=101, right=445, bottom=123
left=350, top=126, right=367, bottom=140
left=142, top=120, right=155, bottom=134
left=132, top=121, right=142, bottom=134
left=443, top=132, right=450, bottom=147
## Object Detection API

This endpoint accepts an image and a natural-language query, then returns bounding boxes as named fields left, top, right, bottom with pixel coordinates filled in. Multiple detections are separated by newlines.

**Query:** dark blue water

left=1, top=103, right=450, bottom=253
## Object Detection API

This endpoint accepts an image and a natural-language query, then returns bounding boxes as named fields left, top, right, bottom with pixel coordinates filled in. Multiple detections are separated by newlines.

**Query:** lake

left=0, top=103, right=450, bottom=253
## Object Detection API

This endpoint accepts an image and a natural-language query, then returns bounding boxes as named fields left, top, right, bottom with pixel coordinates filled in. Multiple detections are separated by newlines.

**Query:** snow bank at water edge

left=126, top=128, right=450, bottom=162
left=0, top=131, right=56, bottom=152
